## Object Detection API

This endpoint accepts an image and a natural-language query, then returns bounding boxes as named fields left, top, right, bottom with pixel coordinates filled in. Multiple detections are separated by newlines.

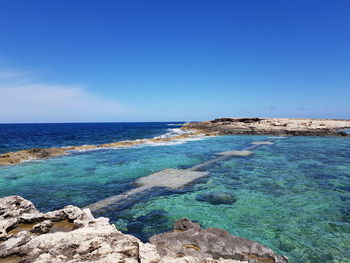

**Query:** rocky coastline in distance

left=182, top=118, right=350, bottom=137
left=0, top=196, right=288, bottom=263
left=1, top=117, right=349, bottom=167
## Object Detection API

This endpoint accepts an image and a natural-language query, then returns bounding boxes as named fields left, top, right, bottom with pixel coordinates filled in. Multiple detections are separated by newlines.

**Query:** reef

left=0, top=131, right=205, bottom=166
left=183, top=118, right=350, bottom=137
left=0, top=148, right=68, bottom=166
left=0, top=196, right=288, bottom=263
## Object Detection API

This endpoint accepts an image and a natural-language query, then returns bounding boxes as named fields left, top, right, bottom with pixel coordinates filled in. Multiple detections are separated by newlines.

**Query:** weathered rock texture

left=0, top=148, right=68, bottom=166
left=150, top=218, right=288, bottom=263
left=0, top=196, right=288, bottom=263
left=183, top=118, right=350, bottom=137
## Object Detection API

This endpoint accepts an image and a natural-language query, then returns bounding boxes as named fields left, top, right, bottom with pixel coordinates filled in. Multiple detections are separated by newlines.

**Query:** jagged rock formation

left=0, top=196, right=288, bottom=263
left=183, top=118, right=350, bottom=137
left=150, top=218, right=288, bottom=263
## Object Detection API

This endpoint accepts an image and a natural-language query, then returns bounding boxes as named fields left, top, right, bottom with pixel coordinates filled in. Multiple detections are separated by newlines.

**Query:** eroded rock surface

left=0, top=196, right=288, bottom=263
left=183, top=118, right=350, bottom=137
left=0, top=196, right=159, bottom=263
left=150, top=218, right=288, bottom=263
left=0, top=148, right=68, bottom=166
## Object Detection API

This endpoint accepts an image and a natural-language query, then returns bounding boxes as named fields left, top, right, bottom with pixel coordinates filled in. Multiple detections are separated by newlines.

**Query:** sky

left=0, top=0, right=349, bottom=122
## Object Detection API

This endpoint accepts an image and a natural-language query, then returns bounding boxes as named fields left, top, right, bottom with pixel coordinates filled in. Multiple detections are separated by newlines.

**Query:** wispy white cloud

left=0, top=70, right=134, bottom=123
left=0, top=70, right=23, bottom=79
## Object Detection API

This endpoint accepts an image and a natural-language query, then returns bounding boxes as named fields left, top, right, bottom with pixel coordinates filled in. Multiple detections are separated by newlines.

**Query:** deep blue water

left=0, top=122, right=182, bottom=153
left=0, top=123, right=349, bottom=263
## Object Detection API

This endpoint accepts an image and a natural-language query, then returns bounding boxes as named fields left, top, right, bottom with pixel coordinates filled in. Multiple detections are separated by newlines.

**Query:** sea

left=0, top=122, right=349, bottom=263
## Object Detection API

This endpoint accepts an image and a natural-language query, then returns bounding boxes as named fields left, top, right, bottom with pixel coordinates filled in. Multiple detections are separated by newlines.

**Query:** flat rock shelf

left=183, top=118, right=350, bottom=137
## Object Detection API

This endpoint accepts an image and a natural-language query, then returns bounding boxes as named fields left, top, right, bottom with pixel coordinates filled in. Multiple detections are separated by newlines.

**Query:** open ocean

left=0, top=122, right=349, bottom=263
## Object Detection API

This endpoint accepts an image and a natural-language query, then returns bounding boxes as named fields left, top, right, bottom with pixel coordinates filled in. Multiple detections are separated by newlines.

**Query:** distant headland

left=183, top=117, right=350, bottom=137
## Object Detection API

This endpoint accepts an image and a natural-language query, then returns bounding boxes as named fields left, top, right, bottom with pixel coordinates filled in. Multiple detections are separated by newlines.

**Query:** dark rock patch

left=196, top=192, right=236, bottom=205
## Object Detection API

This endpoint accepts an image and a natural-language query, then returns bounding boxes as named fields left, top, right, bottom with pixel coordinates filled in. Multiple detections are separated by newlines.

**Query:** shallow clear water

left=0, top=125, right=349, bottom=263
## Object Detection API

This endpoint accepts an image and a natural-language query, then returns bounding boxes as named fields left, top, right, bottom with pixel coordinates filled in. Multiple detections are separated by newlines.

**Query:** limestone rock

left=135, top=169, right=209, bottom=189
left=150, top=218, right=288, bottom=263
left=215, top=150, right=253, bottom=157
left=0, top=196, right=288, bottom=263
left=0, top=148, right=68, bottom=166
left=183, top=118, right=350, bottom=137
left=31, top=220, right=53, bottom=234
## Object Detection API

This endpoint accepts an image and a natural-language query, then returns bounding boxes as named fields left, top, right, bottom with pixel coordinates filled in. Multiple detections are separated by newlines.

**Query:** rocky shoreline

left=183, top=118, right=350, bottom=137
left=1, top=118, right=349, bottom=167
left=0, top=131, right=204, bottom=166
left=0, top=196, right=288, bottom=263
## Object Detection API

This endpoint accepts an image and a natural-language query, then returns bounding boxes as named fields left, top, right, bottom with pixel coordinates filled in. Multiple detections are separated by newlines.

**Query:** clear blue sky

left=0, top=0, right=349, bottom=122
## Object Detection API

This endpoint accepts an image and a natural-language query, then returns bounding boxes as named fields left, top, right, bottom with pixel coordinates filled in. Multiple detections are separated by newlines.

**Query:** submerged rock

left=150, top=218, right=288, bottom=263
left=216, top=150, right=253, bottom=157
left=0, top=196, right=288, bottom=263
left=196, top=192, right=236, bottom=205
left=86, top=169, right=209, bottom=212
left=136, top=168, right=209, bottom=189
left=251, top=141, right=274, bottom=145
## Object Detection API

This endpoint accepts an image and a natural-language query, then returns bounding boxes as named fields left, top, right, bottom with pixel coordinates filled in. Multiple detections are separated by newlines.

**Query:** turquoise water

left=0, top=134, right=349, bottom=263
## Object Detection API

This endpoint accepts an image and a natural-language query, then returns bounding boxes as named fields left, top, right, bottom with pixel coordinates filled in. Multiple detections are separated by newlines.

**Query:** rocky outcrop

left=0, top=196, right=288, bottom=263
left=183, top=118, right=350, bottom=137
left=0, top=196, right=162, bottom=263
left=0, top=148, right=68, bottom=166
left=150, top=218, right=288, bottom=263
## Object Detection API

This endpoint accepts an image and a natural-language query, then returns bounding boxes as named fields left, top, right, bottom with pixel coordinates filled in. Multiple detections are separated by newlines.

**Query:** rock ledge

left=183, top=118, right=350, bottom=137
left=0, top=196, right=288, bottom=263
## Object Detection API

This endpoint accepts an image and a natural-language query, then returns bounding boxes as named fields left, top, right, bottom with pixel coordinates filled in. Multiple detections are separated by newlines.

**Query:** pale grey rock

left=215, top=150, right=253, bottom=157
left=136, top=168, right=209, bottom=189
left=0, top=196, right=288, bottom=263
left=0, top=196, right=158, bottom=263
left=87, top=169, right=209, bottom=212
left=0, top=195, right=43, bottom=240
